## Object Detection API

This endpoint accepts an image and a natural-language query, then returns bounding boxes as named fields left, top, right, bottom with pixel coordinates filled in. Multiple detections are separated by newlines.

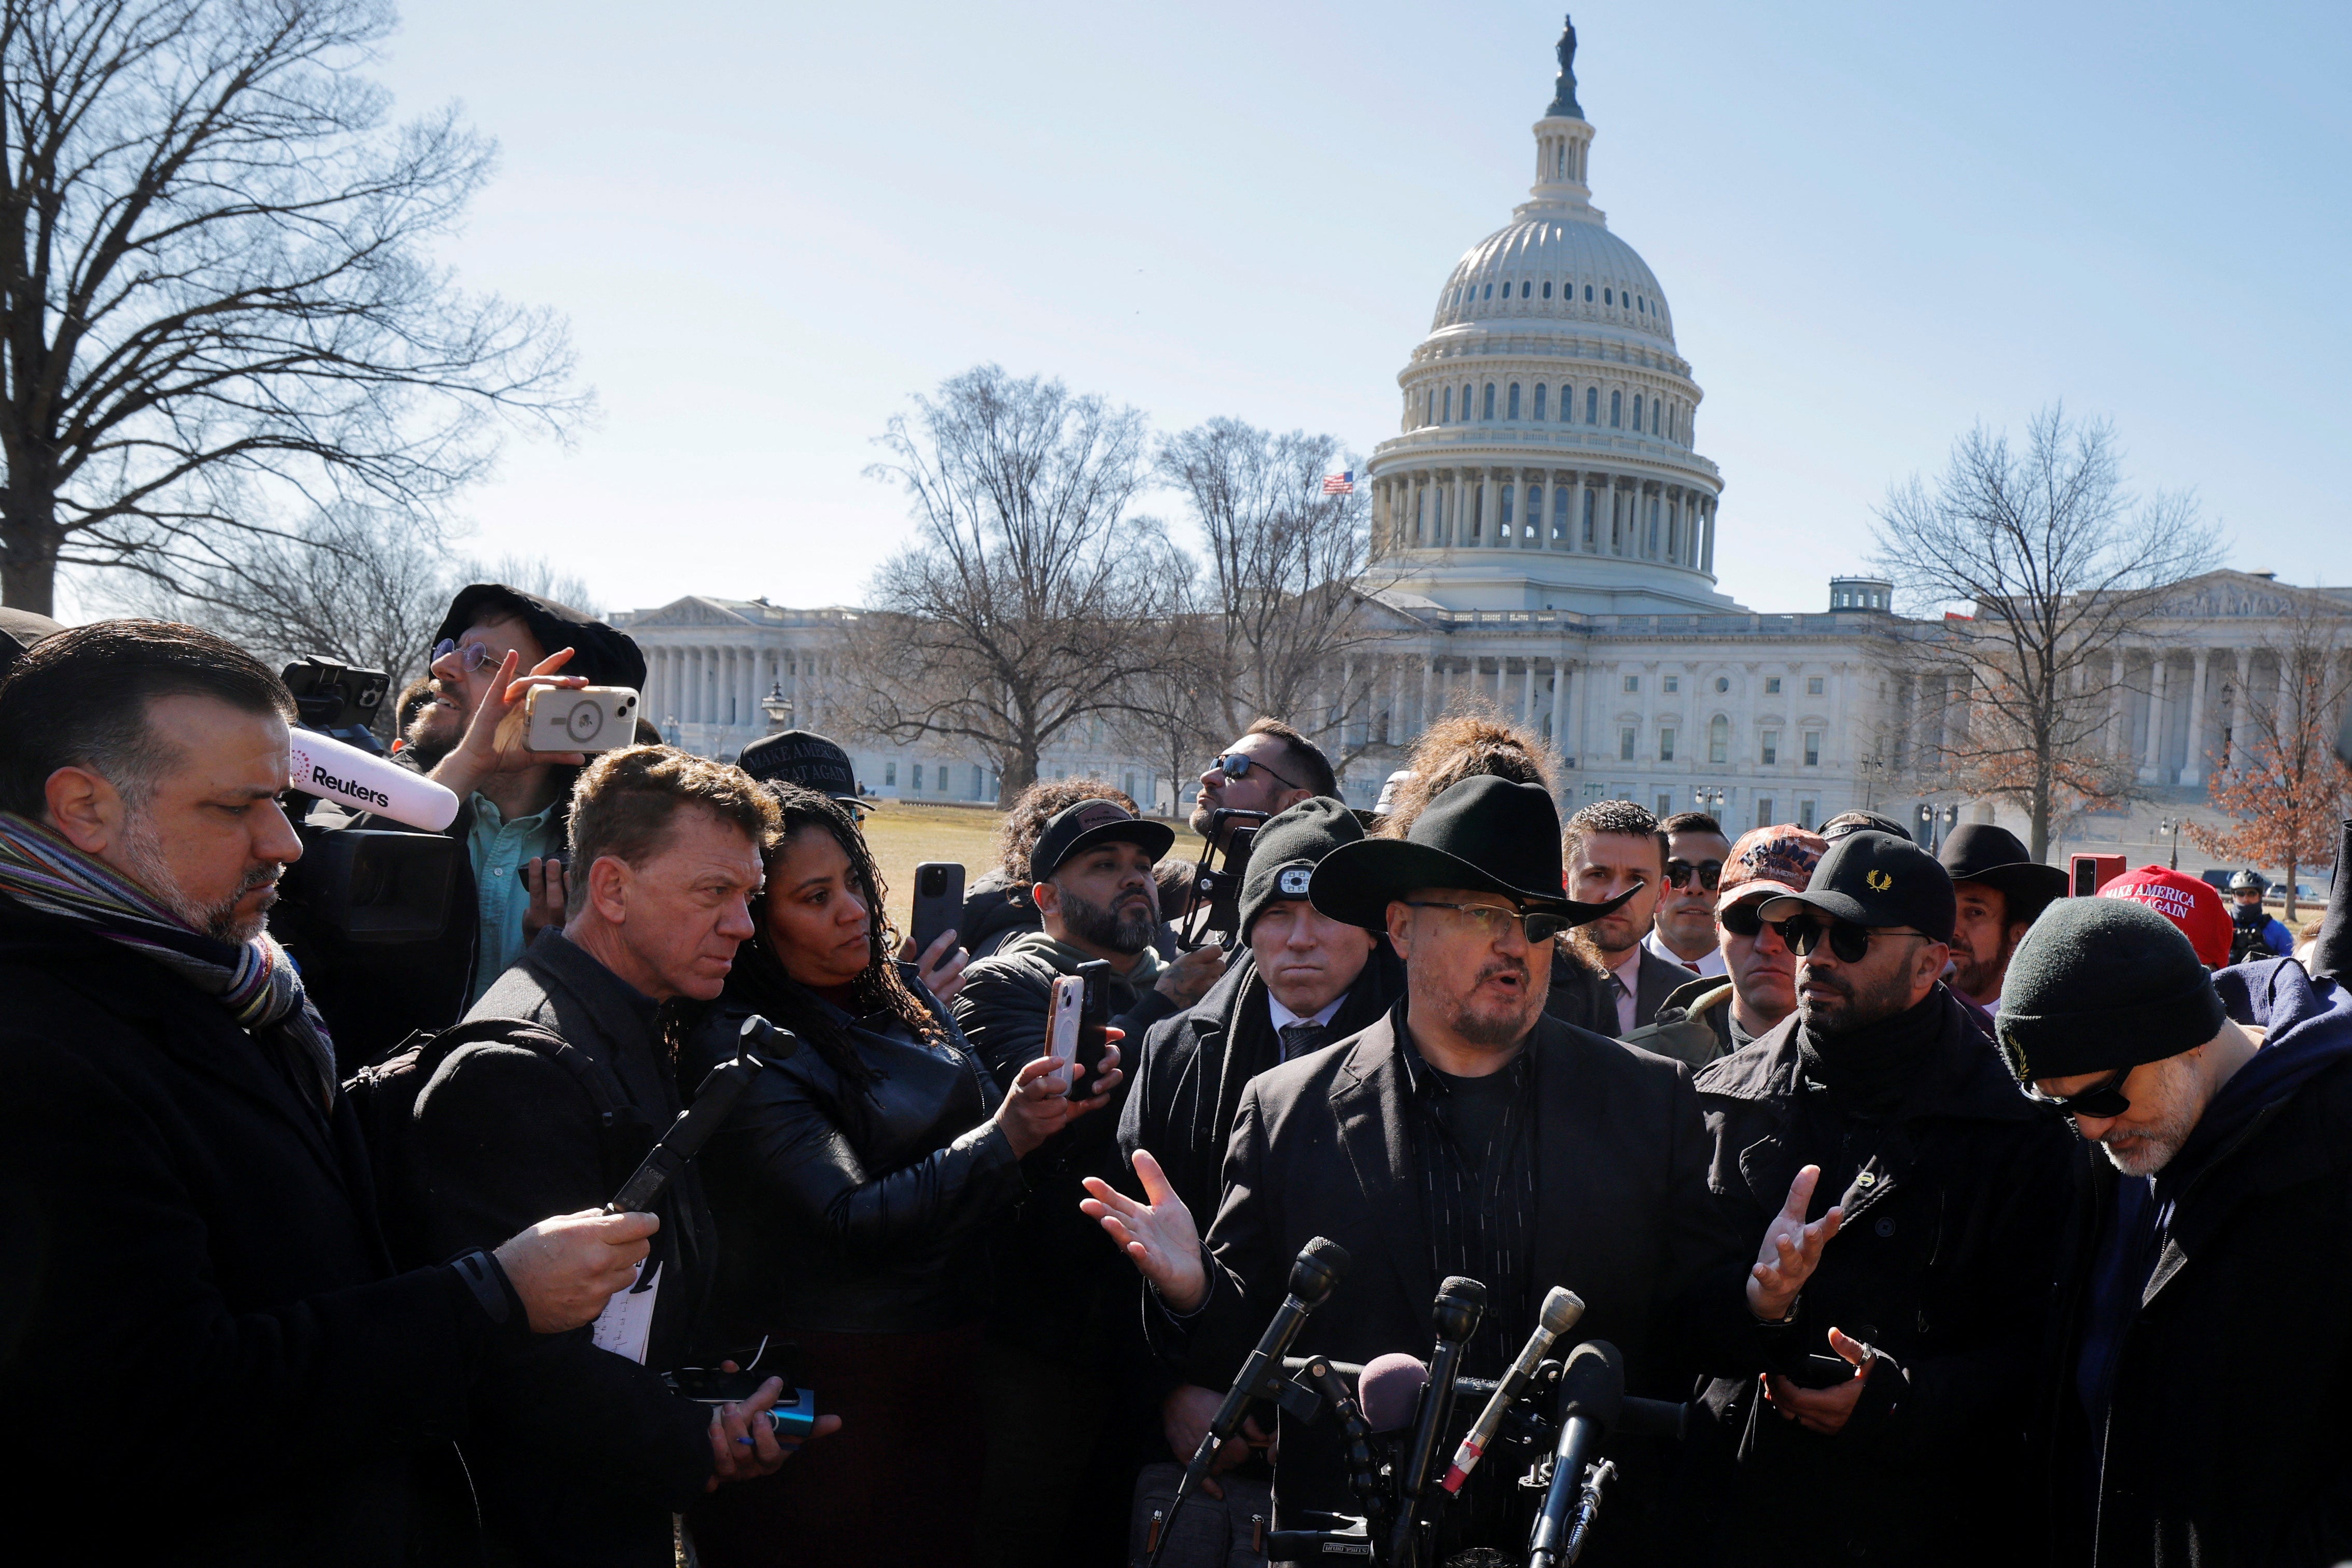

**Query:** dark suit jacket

left=0, top=894, right=517, bottom=1565
left=1166, top=1004, right=1750, bottom=1542
left=1545, top=943, right=1688, bottom=1038
left=410, top=930, right=716, bottom=1567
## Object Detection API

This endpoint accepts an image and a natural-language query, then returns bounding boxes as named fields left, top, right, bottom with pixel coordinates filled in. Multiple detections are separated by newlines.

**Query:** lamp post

left=1693, top=784, right=1726, bottom=822
left=759, top=682, right=794, bottom=737
left=2157, top=817, right=2181, bottom=871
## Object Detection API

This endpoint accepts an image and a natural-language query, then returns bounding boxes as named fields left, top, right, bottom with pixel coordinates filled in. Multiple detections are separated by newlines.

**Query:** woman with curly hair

left=1378, top=709, right=1560, bottom=838
left=684, top=782, right=1121, bottom=1568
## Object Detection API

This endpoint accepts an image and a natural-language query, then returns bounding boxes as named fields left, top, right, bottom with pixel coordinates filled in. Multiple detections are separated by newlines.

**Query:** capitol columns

left=2182, top=648, right=2210, bottom=787
left=2140, top=653, right=2169, bottom=783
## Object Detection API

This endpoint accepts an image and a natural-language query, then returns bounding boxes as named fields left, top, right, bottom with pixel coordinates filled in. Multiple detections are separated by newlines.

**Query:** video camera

left=274, top=656, right=458, bottom=946
left=282, top=655, right=391, bottom=755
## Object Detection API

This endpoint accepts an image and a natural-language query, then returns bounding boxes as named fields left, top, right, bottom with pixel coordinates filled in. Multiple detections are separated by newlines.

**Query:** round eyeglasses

left=1773, top=916, right=1929, bottom=965
left=430, top=638, right=498, bottom=674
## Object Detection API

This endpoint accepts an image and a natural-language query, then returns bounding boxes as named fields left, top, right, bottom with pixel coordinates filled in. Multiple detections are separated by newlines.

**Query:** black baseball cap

left=1029, top=799, right=1175, bottom=883
left=1757, top=829, right=1955, bottom=944
left=737, top=729, right=860, bottom=800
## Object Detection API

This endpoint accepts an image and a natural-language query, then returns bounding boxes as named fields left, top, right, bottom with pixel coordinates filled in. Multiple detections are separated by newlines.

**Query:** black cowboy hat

left=1937, top=822, right=2068, bottom=906
left=1308, top=774, right=1632, bottom=932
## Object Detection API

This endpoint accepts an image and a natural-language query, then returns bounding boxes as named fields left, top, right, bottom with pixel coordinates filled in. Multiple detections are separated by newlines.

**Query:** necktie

left=1279, top=1020, right=1332, bottom=1060
left=1683, top=959, right=1702, bottom=974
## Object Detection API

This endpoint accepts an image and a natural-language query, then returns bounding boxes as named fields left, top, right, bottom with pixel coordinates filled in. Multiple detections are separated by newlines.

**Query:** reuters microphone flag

left=1322, top=470, right=1354, bottom=495
left=287, top=727, right=461, bottom=831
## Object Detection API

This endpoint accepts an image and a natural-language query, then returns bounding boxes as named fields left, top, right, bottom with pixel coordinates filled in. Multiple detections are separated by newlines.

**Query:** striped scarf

left=0, top=810, right=337, bottom=1110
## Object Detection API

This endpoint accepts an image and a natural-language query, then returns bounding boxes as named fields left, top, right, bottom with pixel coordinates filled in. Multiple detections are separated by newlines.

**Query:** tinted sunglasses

left=1719, top=899, right=1767, bottom=938
left=1664, top=858, right=1723, bottom=891
left=1403, top=900, right=1572, bottom=944
left=1207, top=751, right=1304, bottom=791
left=2022, top=1067, right=2132, bottom=1119
left=430, top=638, right=498, bottom=674
left=1773, top=916, right=1928, bottom=964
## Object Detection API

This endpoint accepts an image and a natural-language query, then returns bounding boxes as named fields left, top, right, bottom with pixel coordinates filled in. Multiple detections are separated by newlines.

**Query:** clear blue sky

left=355, top=0, right=2348, bottom=619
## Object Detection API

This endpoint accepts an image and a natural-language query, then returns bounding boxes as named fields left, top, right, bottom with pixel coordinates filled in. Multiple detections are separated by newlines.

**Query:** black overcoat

left=0, top=894, right=516, bottom=1565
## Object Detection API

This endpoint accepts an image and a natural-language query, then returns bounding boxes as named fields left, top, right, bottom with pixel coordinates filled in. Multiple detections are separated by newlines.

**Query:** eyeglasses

left=1403, top=900, right=1571, bottom=944
left=430, top=638, right=497, bottom=674
left=2022, top=1067, right=2132, bottom=1119
left=1207, top=751, right=1305, bottom=791
left=1773, top=916, right=1929, bottom=964
left=1719, top=899, right=1767, bottom=938
left=1664, top=858, right=1723, bottom=891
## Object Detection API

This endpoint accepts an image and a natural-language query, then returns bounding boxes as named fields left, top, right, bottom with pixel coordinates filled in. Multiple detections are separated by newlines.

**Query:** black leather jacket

left=687, top=963, right=1026, bottom=1340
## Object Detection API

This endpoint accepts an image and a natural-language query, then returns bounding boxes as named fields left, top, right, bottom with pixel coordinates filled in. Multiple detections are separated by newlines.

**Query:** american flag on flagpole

left=1322, top=470, right=1355, bottom=495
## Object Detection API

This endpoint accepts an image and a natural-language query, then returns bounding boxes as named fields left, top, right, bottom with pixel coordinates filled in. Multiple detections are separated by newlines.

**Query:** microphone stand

left=1389, top=1277, right=1487, bottom=1568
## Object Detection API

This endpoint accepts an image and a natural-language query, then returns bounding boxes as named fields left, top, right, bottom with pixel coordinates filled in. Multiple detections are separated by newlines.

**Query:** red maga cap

left=2098, top=865, right=2232, bottom=969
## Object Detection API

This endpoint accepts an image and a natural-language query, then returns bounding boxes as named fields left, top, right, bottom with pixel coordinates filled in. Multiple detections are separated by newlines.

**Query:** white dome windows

left=1482, top=383, right=1496, bottom=419
left=1532, top=384, right=1547, bottom=421
left=1610, top=390, right=1622, bottom=428
left=1542, top=280, right=1553, bottom=299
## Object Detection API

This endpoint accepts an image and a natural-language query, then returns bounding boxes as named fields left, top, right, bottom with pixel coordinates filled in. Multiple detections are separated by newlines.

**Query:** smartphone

left=667, top=1369, right=821, bottom=1439
left=1790, top=1352, right=1859, bottom=1389
left=524, top=685, right=641, bottom=752
left=909, top=861, right=965, bottom=957
left=1045, top=973, right=1084, bottom=1090
left=1067, top=958, right=1114, bottom=1101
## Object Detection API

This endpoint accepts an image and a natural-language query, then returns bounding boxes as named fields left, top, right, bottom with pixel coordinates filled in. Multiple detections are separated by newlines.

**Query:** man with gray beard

left=0, top=621, right=669, bottom=1564
left=951, top=797, right=1222, bottom=1568
left=2006, top=897, right=2352, bottom=1566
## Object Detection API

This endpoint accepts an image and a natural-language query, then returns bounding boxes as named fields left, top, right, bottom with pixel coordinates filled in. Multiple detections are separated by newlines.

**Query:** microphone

left=1151, top=1237, right=1349, bottom=1568
left=1528, top=1340, right=1626, bottom=1568
left=1357, top=1352, right=1431, bottom=1435
left=1441, top=1285, right=1585, bottom=1493
left=1390, top=1276, right=1486, bottom=1563
left=287, top=727, right=460, bottom=831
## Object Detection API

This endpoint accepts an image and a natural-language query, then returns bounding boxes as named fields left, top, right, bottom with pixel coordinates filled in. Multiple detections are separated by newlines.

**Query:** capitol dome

left=1432, top=216, right=1674, bottom=346
left=1366, top=16, right=1732, bottom=617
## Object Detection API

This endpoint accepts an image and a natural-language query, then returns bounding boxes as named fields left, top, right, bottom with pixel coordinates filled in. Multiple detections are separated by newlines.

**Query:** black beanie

left=1994, top=897, right=2229, bottom=1083
left=1239, top=797, right=1364, bottom=942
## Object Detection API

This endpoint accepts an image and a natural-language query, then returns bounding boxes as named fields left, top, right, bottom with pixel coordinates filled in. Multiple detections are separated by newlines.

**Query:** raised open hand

left=1747, top=1163, right=1843, bottom=1321
left=1080, top=1147, right=1208, bottom=1312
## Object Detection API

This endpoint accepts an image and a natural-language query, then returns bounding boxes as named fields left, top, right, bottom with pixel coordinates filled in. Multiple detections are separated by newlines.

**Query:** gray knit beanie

left=1994, top=897, right=2228, bottom=1083
left=1238, top=797, right=1363, bottom=942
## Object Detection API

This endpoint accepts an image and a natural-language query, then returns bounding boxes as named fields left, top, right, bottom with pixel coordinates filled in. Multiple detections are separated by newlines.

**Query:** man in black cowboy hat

left=1084, top=776, right=1841, bottom=1556
left=1679, top=829, right=2076, bottom=1567
left=1936, top=822, right=2066, bottom=1011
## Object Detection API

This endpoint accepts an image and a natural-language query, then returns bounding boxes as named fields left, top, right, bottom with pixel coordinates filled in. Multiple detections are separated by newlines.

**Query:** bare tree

left=2189, top=592, right=2352, bottom=922
left=0, top=0, right=584, bottom=614
left=843, top=365, right=1189, bottom=803
left=453, top=552, right=602, bottom=618
left=1155, top=417, right=1396, bottom=768
left=1104, top=607, right=1225, bottom=815
left=97, top=503, right=450, bottom=727
left=1872, top=404, right=2219, bottom=859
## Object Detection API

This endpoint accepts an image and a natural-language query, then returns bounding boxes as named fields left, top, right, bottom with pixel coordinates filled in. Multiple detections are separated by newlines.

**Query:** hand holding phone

left=1067, top=959, right=1114, bottom=1100
left=1045, top=974, right=1084, bottom=1093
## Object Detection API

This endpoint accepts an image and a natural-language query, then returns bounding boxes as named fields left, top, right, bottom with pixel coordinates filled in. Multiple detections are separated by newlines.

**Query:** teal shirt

left=466, top=794, right=563, bottom=1004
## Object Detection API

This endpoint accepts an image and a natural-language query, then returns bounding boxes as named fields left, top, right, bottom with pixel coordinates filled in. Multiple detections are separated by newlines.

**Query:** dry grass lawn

left=856, top=799, right=1207, bottom=936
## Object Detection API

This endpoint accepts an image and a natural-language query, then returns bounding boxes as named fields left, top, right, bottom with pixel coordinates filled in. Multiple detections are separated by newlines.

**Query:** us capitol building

left=614, top=19, right=2347, bottom=875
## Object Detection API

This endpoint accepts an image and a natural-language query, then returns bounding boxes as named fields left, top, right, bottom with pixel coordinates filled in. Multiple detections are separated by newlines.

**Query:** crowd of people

left=1, top=590, right=2349, bottom=1568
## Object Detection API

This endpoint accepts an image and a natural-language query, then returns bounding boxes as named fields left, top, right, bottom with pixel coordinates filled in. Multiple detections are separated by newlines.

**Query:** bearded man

left=952, top=797, right=1222, bottom=1567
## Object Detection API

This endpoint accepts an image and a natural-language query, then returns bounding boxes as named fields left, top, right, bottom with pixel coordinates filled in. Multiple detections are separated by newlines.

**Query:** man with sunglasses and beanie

left=2008, top=897, right=2352, bottom=1566
left=1189, top=718, right=1334, bottom=850
left=1085, top=776, right=1839, bottom=1558
left=1681, top=829, right=2076, bottom=1567
left=281, top=583, right=647, bottom=1061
